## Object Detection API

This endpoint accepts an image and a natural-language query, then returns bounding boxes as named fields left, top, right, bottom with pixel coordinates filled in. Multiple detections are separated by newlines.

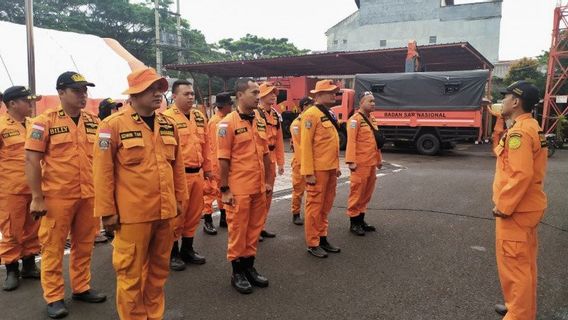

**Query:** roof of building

left=166, top=42, right=494, bottom=78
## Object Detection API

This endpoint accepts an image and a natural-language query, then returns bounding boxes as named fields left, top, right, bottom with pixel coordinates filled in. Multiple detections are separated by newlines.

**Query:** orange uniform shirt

left=493, top=113, right=547, bottom=215
left=217, top=111, right=269, bottom=195
left=0, top=115, right=30, bottom=194
left=206, top=112, right=225, bottom=173
left=258, top=107, right=284, bottom=167
left=25, top=107, right=99, bottom=199
left=163, top=105, right=211, bottom=171
left=290, top=114, right=302, bottom=166
left=345, top=112, right=382, bottom=167
left=300, top=105, right=339, bottom=176
left=93, top=106, right=188, bottom=224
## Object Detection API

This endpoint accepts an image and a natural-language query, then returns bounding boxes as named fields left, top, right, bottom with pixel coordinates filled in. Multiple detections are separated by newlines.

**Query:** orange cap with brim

left=123, top=67, right=169, bottom=95
left=310, top=80, right=339, bottom=94
left=259, top=82, right=278, bottom=98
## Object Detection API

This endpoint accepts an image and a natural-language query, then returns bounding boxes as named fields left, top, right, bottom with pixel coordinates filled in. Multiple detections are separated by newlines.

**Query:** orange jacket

left=493, top=113, right=547, bottom=215
left=258, top=107, right=284, bottom=167
left=206, top=112, right=225, bottom=173
left=93, top=106, right=188, bottom=224
left=25, top=107, right=99, bottom=199
left=217, top=110, right=269, bottom=196
left=163, top=105, right=211, bottom=172
left=300, top=105, right=339, bottom=175
left=290, top=113, right=302, bottom=167
left=345, top=112, right=382, bottom=167
left=0, top=114, right=30, bottom=194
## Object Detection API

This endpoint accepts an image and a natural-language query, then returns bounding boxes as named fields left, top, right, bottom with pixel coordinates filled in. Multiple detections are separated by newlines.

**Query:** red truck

left=270, top=70, right=490, bottom=155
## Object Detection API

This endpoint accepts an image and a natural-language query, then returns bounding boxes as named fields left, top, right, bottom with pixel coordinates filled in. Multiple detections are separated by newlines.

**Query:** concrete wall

left=327, top=0, right=502, bottom=63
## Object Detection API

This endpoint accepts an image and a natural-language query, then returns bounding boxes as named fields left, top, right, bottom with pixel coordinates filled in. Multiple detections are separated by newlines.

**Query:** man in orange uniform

left=25, top=72, right=107, bottom=319
left=289, top=97, right=313, bottom=226
left=218, top=78, right=272, bottom=294
left=301, top=80, right=342, bottom=259
left=163, top=80, right=210, bottom=270
left=203, top=92, right=233, bottom=228
left=94, top=68, right=188, bottom=320
left=492, top=81, right=547, bottom=320
left=257, top=82, right=284, bottom=240
left=0, top=86, right=41, bottom=291
left=487, top=104, right=507, bottom=153
left=345, top=92, right=382, bottom=236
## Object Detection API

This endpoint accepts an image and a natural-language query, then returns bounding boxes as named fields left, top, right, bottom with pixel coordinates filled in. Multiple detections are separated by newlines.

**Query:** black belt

left=268, top=145, right=276, bottom=151
left=185, top=167, right=201, bottom=173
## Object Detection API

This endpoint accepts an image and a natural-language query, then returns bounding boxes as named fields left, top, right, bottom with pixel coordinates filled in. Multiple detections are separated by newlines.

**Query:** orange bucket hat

left=310, top=79, right=339, bottom=94
left=259, top=82, right=278, bottom=98
left=123, top=67, right=169, bottom=95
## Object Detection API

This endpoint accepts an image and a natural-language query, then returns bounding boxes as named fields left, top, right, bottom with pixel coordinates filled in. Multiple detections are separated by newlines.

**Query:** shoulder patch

left=508, top=136, right=522, bottom=150
left=304, top=120, right=312, bottom=129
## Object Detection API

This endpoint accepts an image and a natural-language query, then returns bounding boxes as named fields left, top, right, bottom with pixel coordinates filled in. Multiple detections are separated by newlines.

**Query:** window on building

left=333, top=40, right=338, bottom=45
left=343, top=39, right=348, bottom=44
left=380, top=40, right=387, bottom=47
left=429, top=36, right=437, bottom=44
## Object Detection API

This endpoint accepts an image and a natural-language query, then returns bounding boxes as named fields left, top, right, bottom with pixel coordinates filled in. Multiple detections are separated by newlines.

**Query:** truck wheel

left=281, top=119, right=292, bottom=139
left=416, top=133, right=440, bottom=155
left=339, top=130, right=347, bottom=151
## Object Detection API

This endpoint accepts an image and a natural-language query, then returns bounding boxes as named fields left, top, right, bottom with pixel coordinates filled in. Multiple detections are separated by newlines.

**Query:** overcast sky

left=175, top=0, right=557, bottom=61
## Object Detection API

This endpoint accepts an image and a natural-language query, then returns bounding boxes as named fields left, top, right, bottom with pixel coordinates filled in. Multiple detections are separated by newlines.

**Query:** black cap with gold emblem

left=56, top=71, right=95, bottom=90
left=2, top=86, right=42, bottom=103
left=500, top=81, right=540, bottom=109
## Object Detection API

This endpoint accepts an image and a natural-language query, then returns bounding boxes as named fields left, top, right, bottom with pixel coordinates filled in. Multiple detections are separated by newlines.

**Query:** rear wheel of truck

left=339, top=129, right=347, bottom=151
left=416, top=133, right=440, bottom=155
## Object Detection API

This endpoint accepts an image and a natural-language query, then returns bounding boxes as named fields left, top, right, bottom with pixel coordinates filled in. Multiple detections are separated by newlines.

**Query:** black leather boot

left=231, top=259, right=253, bottom=294
left=180, top=237, right=206, bottom=265
left=292, top=213, right=304, bottom=226
left=319, top=236, right=341, bottom=253
left=350, top=216, right=365, bottom=236
left=170, top=241, right=186, bottom=271
left=495, top=304, right=508, bottom=316
left=21, top=255, right=40, bottom=279
left=219, top=209, right=228, bottom=228
left=47, top=299, right=68, bottom=319
left=203, top=214, right=217, bottom=235
left=242, top=256, right=269, bottom=287
left=3, top=262, right=20, bottom=291
left=360, top=213, right=376, bottom=232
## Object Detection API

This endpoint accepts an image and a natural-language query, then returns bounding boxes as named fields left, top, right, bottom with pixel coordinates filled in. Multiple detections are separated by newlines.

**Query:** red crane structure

left=543, top=3, right=568, bottom=133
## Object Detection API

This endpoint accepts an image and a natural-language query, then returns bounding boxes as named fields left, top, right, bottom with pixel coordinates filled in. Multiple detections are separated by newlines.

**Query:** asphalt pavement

left=1, top=143, right=567, bottom=320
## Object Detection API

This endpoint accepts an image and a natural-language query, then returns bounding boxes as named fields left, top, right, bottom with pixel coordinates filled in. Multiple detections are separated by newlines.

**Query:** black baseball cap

left=99, top=98, right=123, bottom=110
left=299, top=96, right=313, bottom=108
left=500, top=81, right=540, bottom=108
left=215, top=91, right=233, bottom=106
left=2, top=86, right=42, bottom=103
left=56, top=71, right=95, bottom=90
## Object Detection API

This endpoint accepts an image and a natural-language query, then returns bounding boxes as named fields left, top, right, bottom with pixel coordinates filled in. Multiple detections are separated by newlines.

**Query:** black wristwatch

left=220, top=186, right=230, bottom=193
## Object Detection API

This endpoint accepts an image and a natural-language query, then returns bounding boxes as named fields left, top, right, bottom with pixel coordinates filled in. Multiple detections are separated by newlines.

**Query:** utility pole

left=154, top=0, right=162, bottom=74
left=176, top=0, right=183, bottom=65
left=24, top=0, right=37, bottom=115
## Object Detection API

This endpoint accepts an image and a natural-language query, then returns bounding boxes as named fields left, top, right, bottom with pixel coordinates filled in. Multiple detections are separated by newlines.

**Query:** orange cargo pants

left=264, top=161, right=276, bottom=215
left=175, top=172, right=204, bottom=238
left=291, top=160, right=305, bottom=214
left=346, top=165, right=377, bottom=217
left=226, top=193, right=267, bottom=261
left=39, top=197, right=98, bottom=303
left=203, top=173, right=223, bottom=214
left=0, top=193, right=40, bottom=264
left=304, top=170, right=337, bottom=247
left=113, top=218, right=175, bottom=320
left=496, top=210, right=543, bottom=320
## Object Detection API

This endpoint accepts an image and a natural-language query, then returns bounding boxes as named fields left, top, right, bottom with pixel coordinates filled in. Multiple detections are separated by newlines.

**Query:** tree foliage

left=217, top=34, right=309, bottom=60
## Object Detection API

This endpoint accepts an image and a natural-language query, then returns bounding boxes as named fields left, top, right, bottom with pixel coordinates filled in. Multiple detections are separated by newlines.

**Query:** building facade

left=326, top=0, right=502, bottom=63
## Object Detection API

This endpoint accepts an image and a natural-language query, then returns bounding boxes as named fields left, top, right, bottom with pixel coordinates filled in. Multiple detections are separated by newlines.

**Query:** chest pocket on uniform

left=49, top=132, right=73, bottom=156
left=119, top=138, right=145, bottom=165
left=234, top=127, right=252, bottom=144
left=161, top=136, right=177, bottom=161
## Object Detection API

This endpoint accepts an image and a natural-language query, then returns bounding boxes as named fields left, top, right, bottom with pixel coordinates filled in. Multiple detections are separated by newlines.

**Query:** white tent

left=0, top=21, right=133, bottom=99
